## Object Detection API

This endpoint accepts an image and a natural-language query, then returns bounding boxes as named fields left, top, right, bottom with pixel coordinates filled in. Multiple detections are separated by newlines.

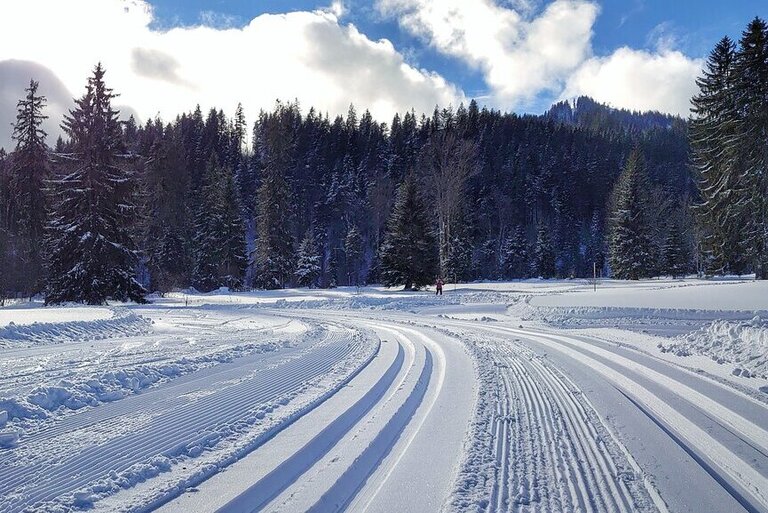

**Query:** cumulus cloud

left=376, top=0, right=703, bottom=115
left=376, top=0, right=598, bottom=107
left=561, top=48, right=703, bottom=116
left=0, top=0, right=463, bottom=148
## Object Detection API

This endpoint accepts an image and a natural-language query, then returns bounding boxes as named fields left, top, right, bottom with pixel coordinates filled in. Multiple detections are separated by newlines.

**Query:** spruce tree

left=253, top=104, right=297, bottom=289
left=144, top=129, right=192, bottom=293
left=46, top=64, right=146, bottom=304
left=692, top=36, right=750, bottom=275
left=501, top=227, right=528, bottom=279
left=607, top=149, right=654, bottom=280
left=734, top=18, right=768, bottom=278
left=532, top=224, right=556, bottom=279
left=0, top=149, right=10, bottom=302
left=379, top=174, right=438, bottom=290
left=10, top=80, right=49, bottom=296
left=344, top=224, right=363, bottom=286
left=663, top=222, right=690, bottom=278
left=585, top=211, right=605, bottom=276
left=295, top=231, right=321, bottom=288
left=192, top=157, right=246, bottom=291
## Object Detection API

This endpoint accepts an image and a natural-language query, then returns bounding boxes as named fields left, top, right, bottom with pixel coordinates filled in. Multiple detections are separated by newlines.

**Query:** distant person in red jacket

left=435, top=277, right=444, bottom=296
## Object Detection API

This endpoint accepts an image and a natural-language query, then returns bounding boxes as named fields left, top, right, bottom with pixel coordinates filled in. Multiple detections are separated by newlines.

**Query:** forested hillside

left=0, top=71, right=696, bottom=301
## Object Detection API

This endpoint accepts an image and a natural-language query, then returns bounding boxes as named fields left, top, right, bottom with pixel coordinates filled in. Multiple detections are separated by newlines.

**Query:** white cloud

left=0, top=0, right=463, bottom=148
left=376, top=0, right=598, bottom=107
left=561, top=48, right=703, bottom=116
left=376, top=0, right=703, bottom=115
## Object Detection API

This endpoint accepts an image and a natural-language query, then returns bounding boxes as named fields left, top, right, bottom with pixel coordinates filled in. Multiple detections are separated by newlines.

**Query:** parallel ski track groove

left=0, top=326, right=364, bottom=513
left=477, top=332, right=642, bottom=513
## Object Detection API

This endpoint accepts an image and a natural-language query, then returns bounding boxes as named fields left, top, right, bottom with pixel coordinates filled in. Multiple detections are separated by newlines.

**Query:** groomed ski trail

left=157, top=317, right=475, bottom=513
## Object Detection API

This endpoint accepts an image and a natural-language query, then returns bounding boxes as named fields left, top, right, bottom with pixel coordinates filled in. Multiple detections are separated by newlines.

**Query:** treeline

left=691, top=17, right=768, bottom=278
left=0, top=61, right=698, bottom=303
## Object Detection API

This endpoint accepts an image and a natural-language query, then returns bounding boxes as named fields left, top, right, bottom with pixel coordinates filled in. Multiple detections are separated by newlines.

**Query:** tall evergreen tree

left=379, top=174, right=438, bottom=289
left=46, top=64, right=146, bottom=304
left=585, top=210, right=606, bottom=276
left=532, top=224, right=556, bottom=279
left=691, top=36, right=748, bottom=275
left=253, top=103, right=297, bottom=289
left=607, top=149, right=654, bottom=280
left=663, top=222, right=691, bottom=278
left=501, top=227, right=528, bottom=279
left=344, top=224, right=363, bottom=286
left=144, top=128, right=192, bottom=293
left=295, top=231, right=321, bottom=288
left=0, top=149, right=10, bottom=302
left=192, top=157, right=246, bottom=291
left=733, top=18, right=768, bottom=278
left=10, top=80, right=49, bottom=296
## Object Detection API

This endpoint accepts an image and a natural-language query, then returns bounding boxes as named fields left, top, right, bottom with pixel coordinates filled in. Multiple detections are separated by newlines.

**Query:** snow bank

left=0, top=309, right=152, bottom=346
left=660, top=317, right=768, bottom=379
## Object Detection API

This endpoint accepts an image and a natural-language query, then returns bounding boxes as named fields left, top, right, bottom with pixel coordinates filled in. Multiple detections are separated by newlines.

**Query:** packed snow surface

left=1, top=279, right=767, bottom=513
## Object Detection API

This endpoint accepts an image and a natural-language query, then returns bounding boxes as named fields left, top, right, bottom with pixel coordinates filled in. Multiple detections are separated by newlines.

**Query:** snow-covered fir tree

left=9, top=80, right=50, bottom=296
left=691, top=36, right=749, bottom=275
left=501, top=227, right=528, bottom=279
left=295, top=231, right=321, bottom=288
left=607, top=148, right=654, bottom=280
left=692, top=18, right=768, bottom=278
left=45, top=64, right=146, bottom=305
left=585, top=211, right=606, bottom=276
left=144, top=129, right=192, bottom=293
left=379, top=174, right=438, bottom=290
left=192, top=156, right=246, bottom=292
left=344, top=224, right=363, bottom=286
left=733, top=18, right=768, bottom=278
left=663, top=222, right=691, bottom=278
left=253, top=103, right=297, bottom=289
left=0, top=149, right=10, bottom=301
left=532, top=224, right=556, bottom=279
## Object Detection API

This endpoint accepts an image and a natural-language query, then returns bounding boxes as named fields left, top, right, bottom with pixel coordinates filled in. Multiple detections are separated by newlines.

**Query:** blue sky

left=0, top=0, right=765, bottom=148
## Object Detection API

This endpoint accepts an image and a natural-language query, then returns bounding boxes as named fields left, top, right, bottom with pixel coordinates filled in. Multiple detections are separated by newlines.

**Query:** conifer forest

left=0, top=18, right=766, bottom=305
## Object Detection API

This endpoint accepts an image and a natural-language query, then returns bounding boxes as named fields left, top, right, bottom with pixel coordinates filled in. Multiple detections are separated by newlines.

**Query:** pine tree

left=219, top=164, right=247, bottom=289
left=607, top=149, right=654, bottom=280
left=295, top=231, right=321, bottom=288
left=501, top=227, right=528, bottom=279
left=344, top=224, right=363, bottom=286
left=45, top=64, right=146, bottom=304
left=379, top=174, right=438, bottom=289
left=192, top=157, right=246, bottom=292
left=532, top=224, right=556, bottom=278
left=253, top=103, right=297, bottom=289
left=144, top=128, right=192, bottom=293
left=692, top=36, right=750, bottom=275
left=585, top=211, right=605, bottom=276
left=733, top=18, right=768, bottom=278
left=10, top=80, right=49, bottom=296
left=0, top=149, right=10, bottom=302
left=663, top=222, right=690, bottom=278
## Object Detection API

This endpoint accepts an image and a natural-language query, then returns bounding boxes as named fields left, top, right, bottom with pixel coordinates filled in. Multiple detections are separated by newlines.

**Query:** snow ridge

left=661, top=316, right=768, bottom=379
left=0, top=308, right=152, bottom=346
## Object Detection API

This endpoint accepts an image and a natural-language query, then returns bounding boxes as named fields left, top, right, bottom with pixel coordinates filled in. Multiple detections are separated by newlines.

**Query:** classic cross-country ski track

left=1, top=281, right=767, bottom=513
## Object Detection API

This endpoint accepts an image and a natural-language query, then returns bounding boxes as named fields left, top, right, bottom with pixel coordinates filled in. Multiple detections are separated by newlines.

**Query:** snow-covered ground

left=1, top=279, right=767, bottom=512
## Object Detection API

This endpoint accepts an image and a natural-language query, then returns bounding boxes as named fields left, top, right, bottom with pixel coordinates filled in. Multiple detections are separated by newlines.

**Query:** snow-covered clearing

left=1, top=279, right=767, bottom=512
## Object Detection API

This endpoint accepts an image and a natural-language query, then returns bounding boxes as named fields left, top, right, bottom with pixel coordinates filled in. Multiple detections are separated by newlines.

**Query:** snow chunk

left=660, top=316, right=768, bottom=379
